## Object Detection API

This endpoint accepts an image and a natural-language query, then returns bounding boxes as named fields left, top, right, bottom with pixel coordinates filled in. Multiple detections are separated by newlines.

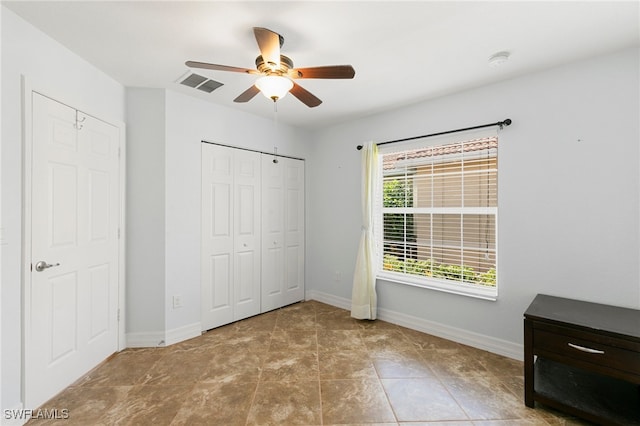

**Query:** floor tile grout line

left=370, top=337, right=401, bottom=424
left=244, top=309, right=278, bottom=426
left=314, top=307, right=325, bottom=426
left=414, top=347, right=478, bottom=423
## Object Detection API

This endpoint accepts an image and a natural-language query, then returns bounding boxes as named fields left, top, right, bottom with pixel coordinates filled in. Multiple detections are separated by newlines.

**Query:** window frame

left=374, top=129, right=499, bottom=301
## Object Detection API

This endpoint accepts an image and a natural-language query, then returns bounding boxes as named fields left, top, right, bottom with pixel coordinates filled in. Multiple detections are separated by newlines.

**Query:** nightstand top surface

left=525, top=294, right=640, bottom=340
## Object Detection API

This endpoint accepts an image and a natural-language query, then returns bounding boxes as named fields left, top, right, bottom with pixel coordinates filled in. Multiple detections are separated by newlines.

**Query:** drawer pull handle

left=568, top=343, right=604, bottom=354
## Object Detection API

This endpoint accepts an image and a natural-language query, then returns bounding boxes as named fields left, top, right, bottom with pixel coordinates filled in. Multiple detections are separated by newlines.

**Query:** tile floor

left=28, top=300, right=591, bottom=425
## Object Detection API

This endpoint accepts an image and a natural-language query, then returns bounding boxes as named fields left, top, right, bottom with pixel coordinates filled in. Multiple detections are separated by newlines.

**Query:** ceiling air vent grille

left=177, top=71, right=223, bottom=93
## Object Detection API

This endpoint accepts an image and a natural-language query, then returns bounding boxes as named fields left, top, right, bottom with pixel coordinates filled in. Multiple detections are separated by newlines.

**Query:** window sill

left=377, top=271, right=498, bottom=301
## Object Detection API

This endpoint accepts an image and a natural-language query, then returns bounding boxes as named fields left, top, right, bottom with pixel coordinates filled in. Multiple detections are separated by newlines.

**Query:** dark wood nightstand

left=524, top=294, right=640, bottom=425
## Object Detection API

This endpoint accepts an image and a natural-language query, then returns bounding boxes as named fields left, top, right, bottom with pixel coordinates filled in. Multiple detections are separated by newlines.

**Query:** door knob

left=35, top=261, right=60, bottom=272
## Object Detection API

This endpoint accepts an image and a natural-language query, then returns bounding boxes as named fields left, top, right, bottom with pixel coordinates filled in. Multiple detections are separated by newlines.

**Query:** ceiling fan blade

left=233, top=85, right=260, bottom=103
left=290, top=82, right=322, bottom=108
left=186, top=61, right=256, bottom=74
left=289, top=65, right=355, bottom=79
left=253, top=27, right=281, bottom=69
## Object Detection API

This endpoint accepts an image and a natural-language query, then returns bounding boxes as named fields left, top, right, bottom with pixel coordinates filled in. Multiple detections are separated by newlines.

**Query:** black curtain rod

left=356, top=118, right=512, bottom=150
left=201, top=140, right=304, bottom=161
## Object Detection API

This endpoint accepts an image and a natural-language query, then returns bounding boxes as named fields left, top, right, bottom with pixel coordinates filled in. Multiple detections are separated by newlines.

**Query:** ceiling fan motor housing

left=256, top=54, right=294, bottom=75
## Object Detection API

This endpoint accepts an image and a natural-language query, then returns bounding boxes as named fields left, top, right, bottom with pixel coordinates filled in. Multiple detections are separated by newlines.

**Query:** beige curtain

left=351, top=142, right=378, bottom=320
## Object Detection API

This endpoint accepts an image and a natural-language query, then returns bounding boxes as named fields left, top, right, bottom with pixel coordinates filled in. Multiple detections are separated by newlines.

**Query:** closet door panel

left=210, top=183, right=232, bottom=251
left=234, top=250, right=258, bottom=318
left=201, top=144, right=235, bottom=329
left=262, top=244, right=284, bottom=311
left=209, top=254, right=232, bottom=308
left=283, top=159, right=305, bottom=304
left=261, top=156, right=286, bottom=312
left=233, top=150, right=261, bottom=320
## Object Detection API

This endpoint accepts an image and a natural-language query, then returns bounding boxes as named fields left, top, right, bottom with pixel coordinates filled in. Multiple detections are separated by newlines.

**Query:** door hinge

left=117, top=308, right=120, bottom=322
left=118, top=228, right=120, bottom=239
left=118, top=146, right=121, bottom=158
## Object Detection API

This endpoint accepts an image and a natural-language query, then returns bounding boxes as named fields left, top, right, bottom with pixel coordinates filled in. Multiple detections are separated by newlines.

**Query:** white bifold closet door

left=201, top=143, right=262, bottom=330
left=261, top=155, right=305, bottom=312
left=201, top=143, right=305, bottom=330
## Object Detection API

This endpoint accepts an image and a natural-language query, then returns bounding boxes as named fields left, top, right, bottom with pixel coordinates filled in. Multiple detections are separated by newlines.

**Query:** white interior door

left=27, top=92, right=120, bottom=409
left=201, top=144, right=261, bottom=330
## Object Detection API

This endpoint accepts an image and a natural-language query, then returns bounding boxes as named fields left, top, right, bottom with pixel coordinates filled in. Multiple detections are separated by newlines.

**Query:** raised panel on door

left=201, top=144, right=234, bottom=329
left=233, top=150, right=261, bottom=320
left=49, top=162, right=78, bottom=247
left=88, top=263, right=110, bottom=341
left=234, top=250, right=259, bottom=319
left=284, top=158, right=305, bottom=305
left=262, top=244, right=285, bottom=312
left=49, top=271, right=79, bottom=362
left=29, top=93, right=119, bottom=409
left=261, top=156, right=285, bottom=312
left=88, top=170, right=109, bottom=243
left=206, top=253, right=233, bottom=324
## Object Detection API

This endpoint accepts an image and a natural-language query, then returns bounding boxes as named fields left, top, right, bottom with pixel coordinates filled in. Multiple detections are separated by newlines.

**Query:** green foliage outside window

left=383, top=178, right=416, bottom=255
left=383, top=178, right=412, bottom=208
left=382, top=254, right=496, bottom=286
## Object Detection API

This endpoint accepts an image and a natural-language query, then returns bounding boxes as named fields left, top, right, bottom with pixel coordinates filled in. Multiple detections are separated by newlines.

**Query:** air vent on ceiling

left=177, top=71, right=223, bottom=93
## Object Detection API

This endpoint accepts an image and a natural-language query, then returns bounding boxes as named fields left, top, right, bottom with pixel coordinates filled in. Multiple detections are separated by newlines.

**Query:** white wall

left=125, top=88, right=312, bottom=342
left=307, top=47, right=640, bottom=349
left=1, top=6, right=126, bottom=413
left=126, top=89, right=167, bottom=340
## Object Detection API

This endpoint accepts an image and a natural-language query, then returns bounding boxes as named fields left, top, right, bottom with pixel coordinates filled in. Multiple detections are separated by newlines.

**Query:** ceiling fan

left=185, top=27, right=355, bottom=108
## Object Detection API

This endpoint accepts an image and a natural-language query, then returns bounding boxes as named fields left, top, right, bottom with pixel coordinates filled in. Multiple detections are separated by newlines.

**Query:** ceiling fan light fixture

left=255, top=75, right=293, bottom=101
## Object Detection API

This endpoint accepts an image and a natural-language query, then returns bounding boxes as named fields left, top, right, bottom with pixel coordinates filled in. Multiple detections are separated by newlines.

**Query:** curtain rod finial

left=357, top=145, right=363, bottom=150
left=504, top=118, right=512, bottom=126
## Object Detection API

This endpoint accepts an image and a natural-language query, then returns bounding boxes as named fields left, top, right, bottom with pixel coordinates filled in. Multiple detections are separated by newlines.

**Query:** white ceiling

left=4, top=1, right=639, bottom=129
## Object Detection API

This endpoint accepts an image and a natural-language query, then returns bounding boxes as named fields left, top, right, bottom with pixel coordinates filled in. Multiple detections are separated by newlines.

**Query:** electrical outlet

left=172, top=295, right=182, bottom=309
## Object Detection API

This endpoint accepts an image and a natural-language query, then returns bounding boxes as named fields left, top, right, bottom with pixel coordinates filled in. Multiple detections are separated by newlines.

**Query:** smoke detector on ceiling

left=488, top=51, right=510, bottom=68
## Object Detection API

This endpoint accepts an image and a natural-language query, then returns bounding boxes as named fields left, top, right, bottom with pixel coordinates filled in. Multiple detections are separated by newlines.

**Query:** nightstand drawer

left=533, top=328, right=640, bottom=376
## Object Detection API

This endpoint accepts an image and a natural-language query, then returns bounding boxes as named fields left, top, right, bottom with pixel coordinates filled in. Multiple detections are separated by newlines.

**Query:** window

left=376, top=134, right=498, bottom=300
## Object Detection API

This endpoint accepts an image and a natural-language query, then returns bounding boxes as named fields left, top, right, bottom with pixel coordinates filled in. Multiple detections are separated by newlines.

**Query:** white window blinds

left=377, top=132, right=498, bottom=299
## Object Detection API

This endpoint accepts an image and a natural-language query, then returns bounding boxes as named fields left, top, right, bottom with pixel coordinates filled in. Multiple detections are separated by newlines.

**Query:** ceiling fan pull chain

left=272, top=101, right=279, bottom=163
left=272, top=99, right=279, bottom=129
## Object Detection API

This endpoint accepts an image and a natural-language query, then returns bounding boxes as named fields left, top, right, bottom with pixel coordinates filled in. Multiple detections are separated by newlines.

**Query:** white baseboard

left=126, top=331, right=166, bottom=348
left=165, top=322, right=201, bottom=346
left=306, top=289, right=523, bottom=361
left=126, top=322, right=202, bottom=348
left=306, top=290, right=351, bottom=310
